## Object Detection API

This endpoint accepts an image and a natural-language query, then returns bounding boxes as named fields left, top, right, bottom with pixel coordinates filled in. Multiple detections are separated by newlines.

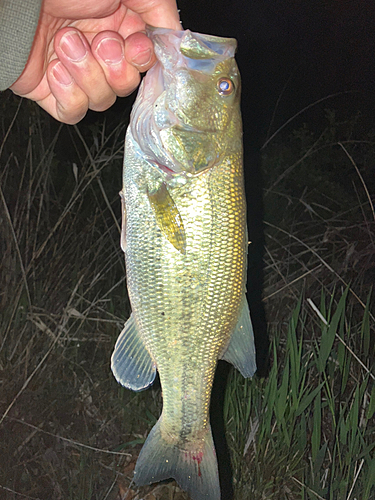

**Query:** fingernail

left=60, top=31, right=87, bottom=62
left=53, top=62, right=74, bottom=86
left=131, top=49, right=152, bottom=68
left=96, top=38, right=124, bottom=65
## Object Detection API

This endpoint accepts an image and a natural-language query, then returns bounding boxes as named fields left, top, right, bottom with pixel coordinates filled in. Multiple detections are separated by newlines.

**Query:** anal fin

left=111, top=314, right=156, bottom=391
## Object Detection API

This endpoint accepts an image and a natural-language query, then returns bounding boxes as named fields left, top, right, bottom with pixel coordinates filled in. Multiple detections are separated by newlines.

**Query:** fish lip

left=146, top=26, right=238, bottom=61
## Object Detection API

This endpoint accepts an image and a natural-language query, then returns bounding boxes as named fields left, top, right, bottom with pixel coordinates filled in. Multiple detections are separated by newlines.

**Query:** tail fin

left=134, top=418, right=220, bottom=500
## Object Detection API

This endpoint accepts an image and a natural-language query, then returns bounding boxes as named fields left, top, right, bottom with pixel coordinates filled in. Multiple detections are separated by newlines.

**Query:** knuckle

left=56, top=95, right=88, bottom=124
left=117, top=73, right=141, bottom=98
left=90, top=93, right=116, bottom=112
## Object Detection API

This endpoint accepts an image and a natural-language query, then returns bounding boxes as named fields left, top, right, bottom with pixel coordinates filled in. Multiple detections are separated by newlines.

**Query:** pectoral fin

left=147, top=182, right=186, bottom=254
left=111, top=314, right=156, bottom=391
left=220, top=296, right=257, bottom=378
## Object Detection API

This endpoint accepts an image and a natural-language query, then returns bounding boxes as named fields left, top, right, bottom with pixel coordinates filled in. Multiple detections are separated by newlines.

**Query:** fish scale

left=111, top=27, right=256, bottom=500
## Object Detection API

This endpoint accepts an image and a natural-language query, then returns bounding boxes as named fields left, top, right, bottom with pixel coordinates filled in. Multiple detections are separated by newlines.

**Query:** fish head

left=130, top=28, right=242, bottom=179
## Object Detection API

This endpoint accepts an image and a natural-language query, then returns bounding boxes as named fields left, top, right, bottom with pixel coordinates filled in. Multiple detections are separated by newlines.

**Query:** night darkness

left=177, top=2, right=375, bottom=497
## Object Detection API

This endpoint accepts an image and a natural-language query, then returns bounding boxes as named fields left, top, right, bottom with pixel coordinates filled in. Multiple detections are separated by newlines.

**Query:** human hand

left=10, top=0, right=180, bottom=124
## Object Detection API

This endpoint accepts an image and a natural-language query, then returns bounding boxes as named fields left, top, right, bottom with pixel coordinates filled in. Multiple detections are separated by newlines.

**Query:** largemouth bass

left=111, top=27, right=256, bottom=500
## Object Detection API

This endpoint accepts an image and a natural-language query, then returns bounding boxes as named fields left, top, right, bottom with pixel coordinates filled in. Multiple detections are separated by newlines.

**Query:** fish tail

left=134, top=418, right=221, bottom=500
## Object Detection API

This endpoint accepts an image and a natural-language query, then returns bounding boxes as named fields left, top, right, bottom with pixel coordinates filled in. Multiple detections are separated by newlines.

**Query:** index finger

left=122, top=0, right=181, bottom=31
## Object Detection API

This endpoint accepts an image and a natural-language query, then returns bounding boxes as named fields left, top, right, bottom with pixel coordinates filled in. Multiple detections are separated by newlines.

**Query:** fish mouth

left=147, top=26, right=237, bottom=66
left=130, top=28, right=235, bottom=176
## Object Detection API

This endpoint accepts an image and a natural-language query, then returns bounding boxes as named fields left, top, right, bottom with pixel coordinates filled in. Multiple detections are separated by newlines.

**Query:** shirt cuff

left=0, top=0, right=42, bottom=90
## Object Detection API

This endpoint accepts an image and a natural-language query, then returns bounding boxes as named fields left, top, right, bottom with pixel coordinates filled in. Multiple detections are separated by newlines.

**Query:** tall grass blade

left=317, top=287, right=349, bottom=372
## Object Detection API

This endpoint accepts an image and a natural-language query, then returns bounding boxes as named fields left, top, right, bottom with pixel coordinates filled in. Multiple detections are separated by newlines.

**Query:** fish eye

left=217, top=77, right=234, bottom=96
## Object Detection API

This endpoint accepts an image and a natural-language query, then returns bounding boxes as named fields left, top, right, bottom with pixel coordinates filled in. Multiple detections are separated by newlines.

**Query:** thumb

left=122, top=0, right=181, bottom=30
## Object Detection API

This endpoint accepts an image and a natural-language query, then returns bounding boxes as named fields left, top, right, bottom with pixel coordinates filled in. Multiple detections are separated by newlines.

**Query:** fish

left=111, top=27, right=256, bottom=500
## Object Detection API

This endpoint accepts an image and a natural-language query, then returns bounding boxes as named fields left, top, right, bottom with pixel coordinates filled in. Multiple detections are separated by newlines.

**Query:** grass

left=225, top=288, right=375, bottom=499
left=224, top=106, right=375, bottom=499
left=0, top=88, right=374, bottom=500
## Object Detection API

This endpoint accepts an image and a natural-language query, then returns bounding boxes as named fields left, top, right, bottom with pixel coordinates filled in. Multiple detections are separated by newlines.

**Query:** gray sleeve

left=0, top=0, right=42, bottom=91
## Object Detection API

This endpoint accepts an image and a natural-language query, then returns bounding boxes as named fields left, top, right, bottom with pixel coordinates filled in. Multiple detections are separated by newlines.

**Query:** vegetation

left=225, top=289, right=375, bottom=499
left=225, top=106, right=375, bottom=499
left=0, top=89, right=374, bottom=499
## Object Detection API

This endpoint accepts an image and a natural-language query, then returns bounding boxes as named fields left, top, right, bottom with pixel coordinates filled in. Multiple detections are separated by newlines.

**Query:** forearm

left=0, top=0, right=42, bottom=90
